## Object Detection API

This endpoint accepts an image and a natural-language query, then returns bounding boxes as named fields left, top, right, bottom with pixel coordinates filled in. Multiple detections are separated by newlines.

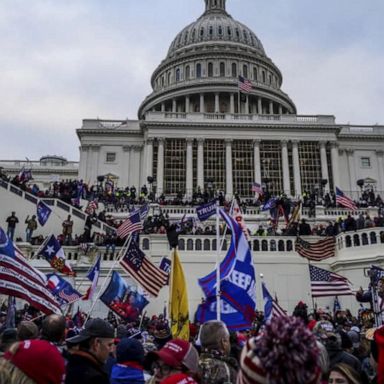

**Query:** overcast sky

left=1, top=0, right=383, bottom=161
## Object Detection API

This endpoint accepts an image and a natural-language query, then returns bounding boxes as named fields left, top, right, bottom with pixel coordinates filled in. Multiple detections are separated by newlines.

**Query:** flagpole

left=216, top=202, right=221, bottom=321
left=168, top=248, right=175, bottom=326
left=85, top=234, right=133, bottom=323
left=307, top=258, right=316, bottom=312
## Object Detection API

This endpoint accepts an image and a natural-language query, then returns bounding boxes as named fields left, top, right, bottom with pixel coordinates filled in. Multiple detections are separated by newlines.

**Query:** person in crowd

left=146, top=338, right=199, bottom=384
left=41, top=314, right=66, bottom=356
left=237, top=316, right=321, bottom=384
left=6, top=211, right=19, bottom=241
left=17, top=320, right=39, bottom=341
left=197, top=320, right=238, bottom=383
left=62, top=215, right=74, bottom=245
left=25, top=214, right=38, bottom=243
left=328, top=362, right=363, bottom=384
left=65, top=318, right=115, bottom=384
left=0, top=339, right=66, bottom=384
left=0, top=328, right=17, bottom=357
left=110, top=337, right=151, bottom=384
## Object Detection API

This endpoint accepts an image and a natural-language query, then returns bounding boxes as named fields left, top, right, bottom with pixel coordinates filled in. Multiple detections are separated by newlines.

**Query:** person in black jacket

left=65, top=318, right=115, bottom=384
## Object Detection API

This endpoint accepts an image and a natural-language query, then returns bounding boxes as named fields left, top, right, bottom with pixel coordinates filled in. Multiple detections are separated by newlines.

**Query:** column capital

left=186, top=138, right=194, bottom=144
left=280, top=140, right=288, bottom=146
left=132, top=144, right=143, bottom=151
left=157, top=138, right=165, bottom=144
left=197, top=138, right=205, bottom=145
left=81, top=145, right=90, bottom=151
left=345, top=149, right=354, bottom=156
left=90, top=145, right=100, bottom=152
left=122, top=146, right=132, bottom=152
left=291, top=139, right=300, bottom=145
left=376, top=150, right=384, bottom=156
left=146, top=138, right=154, bottom=144
left=319, top=140, right=327, bottom=147
left=330, top=141, right=339, bottom=149
left=224, top=138, right=233, bottom=144
left=253, top=139, right=261, bottom=146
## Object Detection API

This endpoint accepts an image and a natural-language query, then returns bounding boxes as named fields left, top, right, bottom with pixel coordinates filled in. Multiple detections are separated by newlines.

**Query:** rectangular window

left=233, top=140, right=254, bottom=197
left=260, top=141, right=283, bottom=196
left=204, top=140, right=226, bottom=192
left=361, top=157, right=371, bottom=168
left=298, top=142, right=322, bottom=194
left=106, top=152, right=116, bottom=163
left=164, top=139, right=187, bottom=195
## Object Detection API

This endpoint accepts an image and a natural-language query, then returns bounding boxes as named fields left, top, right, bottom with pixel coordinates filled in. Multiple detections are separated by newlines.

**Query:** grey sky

left=0, top=0, right=383, bottom=161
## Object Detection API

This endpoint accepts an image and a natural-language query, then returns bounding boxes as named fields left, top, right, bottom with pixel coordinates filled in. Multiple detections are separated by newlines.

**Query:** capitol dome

left=138, top=0, right=296, bottom=118
left=167, top=0, right=266, bottom=59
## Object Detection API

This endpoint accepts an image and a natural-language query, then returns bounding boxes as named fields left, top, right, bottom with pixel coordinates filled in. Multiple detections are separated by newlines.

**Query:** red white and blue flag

left=335, top=187, right=357, bottom=211
left=262, top=282, right=287, bottom=322
left=0, top=228, right=61, bottom=315
left=37, top=234, right=75, bottom=276
left=46, top=273, right=82, bottom=305
left=36, top=201, right=52, bottom=226
left=83, top=254, right=101, bottom=301
left=238, top=76, right=252, bottom=93
left=116, top=210, right=143, bottom=239
left=251, top=182, right=263, bottom=195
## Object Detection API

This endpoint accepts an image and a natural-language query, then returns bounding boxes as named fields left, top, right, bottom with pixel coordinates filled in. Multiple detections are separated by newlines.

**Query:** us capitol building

left=1, top=0, right=384, bottom=315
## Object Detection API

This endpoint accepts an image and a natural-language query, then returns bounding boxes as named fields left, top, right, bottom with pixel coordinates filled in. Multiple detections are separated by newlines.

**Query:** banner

left=196, top=200, right=217, bottom=222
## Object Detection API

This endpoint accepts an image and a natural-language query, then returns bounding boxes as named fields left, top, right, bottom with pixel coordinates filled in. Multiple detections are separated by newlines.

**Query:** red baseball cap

left=4, top=339, right=65, bottom=384
left=149, top=339, right=199, bottom=373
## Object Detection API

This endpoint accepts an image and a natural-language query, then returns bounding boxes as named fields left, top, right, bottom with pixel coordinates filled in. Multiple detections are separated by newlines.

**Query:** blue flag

left=36, top=201, right=52, bottom=226
left=159, top=257, right=171, bottom=285
left=196, top=210, right=256, bottom=330
left=100, top=271, right=148, bottom=322
left=261, top=197, right=277, bottom=211
left=262, top=282, right=274, bottom=323
left=46, top=274, right=81, bottom=305
left=196, top=200, right=217, bottom=222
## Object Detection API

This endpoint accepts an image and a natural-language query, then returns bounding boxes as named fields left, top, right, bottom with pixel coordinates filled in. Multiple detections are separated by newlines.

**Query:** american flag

left=119, top=240, right=167, bottom=297
left=139, top=204, right=150, bottom=220
left=262, top=282, right=287, bottom=322
left=309, top=265, right=353, bottom=297
left=335, top=187, right=357, bottom=211
left=251, top=182, right=263, bottom=195
left=0, top=228, right=61, bottom=315
left=238, top=76, right=252, bottom=93
left=295, top=236, right=336, bottom=261
left=116, top=210, right=143, bottom=239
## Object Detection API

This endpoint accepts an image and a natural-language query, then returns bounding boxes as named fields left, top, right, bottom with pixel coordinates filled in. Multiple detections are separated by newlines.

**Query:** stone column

left=200, top=94, right=205, bottom=113
left=197, top=138, right=205, bottom=190
left=245, top=95, right=249, bottom=114
left=230, top=93, right=235, bottom=114
left=319, top=141, right=330, bottom=192
left=253, top=139, right=261, bottom=184
left=186, top=138, right=193, bottom=198
left=215, top=93, right=220, bottom=113
left=122, top=146, right=131, bottom=187
left=156, top=138, right=165, bottom=196
left=131, top=145, right=142, bottom=189
left=185, top=96, right=190, bottom=113
left=269, top=101, right=274, bottom=115
left=257, top=97, right=262, bottom=115
left=281, top=140, right=290, bottom=195
left=346, top=149, right=356, bottom=192
left=376, top=150, right=384, bottom=193
left=145, top=138, right=153, bottom=182
left=292, top=140, right=302, bottom=197
left=330, top=142, right=340, bottom=189
left=79, top=145, right=89, bottom=182
left=172, top=99, right=177, bottom=113
left=161, top=102, right=165, bottom=112
left=225, top=139, right=233, bottom=198
left=278, top=105, right=283, bottom=115
left=90, top=145, right=100, bottom=185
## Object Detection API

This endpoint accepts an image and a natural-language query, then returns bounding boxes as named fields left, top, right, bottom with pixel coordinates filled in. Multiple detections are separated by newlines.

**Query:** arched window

left=220, top=62, right=225, bottom=77
left=370, top=232, right=377, bottom=244
left=192, top=29, right=196, bottom=40
left=208, top=62, right=213, bottom=77
left=278, top=240, right=285, bottom=251
left=362, top=233, right=369, bottom=245
left=196, top=63, right=202, bottom=78
left=253, top=240, right=260, bottom=252
left=142, top=238, right=150, bottom=250
left=200, top=27, right=204, bottom=38
left=218, top=26, right=223, bottom=36
left=243, top=64, right=248, bottom=78
left=196, top=239, right=202, bottom=250
left=184, top=31, right=189, bottom=44
left=227, top=26, right=232, bottom=36
left=204, top=239, right=210, bottom=250
left=185, top=65, right=190, bottom=80
left=346, top=235, right=352, bottom=248
left=178, top=239, right=185, bottom=250
left=253, top=66, right=258, bottom=81
left=161, top=76, right=165, bottom=87
left=231, top=63, right=237, bottom=77
left=353, top=234, right=360, bottom=247
left=235, top=28, right=240, bottom=39
left=243, top=30, right=248, bottom=42
left=269, top=74, right=272, bottom=84
left=175, top=68, right=181, bottom=82
left=209, top=26, right=213, bottom=36
left=261, top=240, right=268, bottom=251
left=187, top=239, right=193, bottom=250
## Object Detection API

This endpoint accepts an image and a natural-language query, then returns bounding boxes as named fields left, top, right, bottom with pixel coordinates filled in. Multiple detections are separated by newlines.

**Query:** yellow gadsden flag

left=170, top=248, right=190, bottom=341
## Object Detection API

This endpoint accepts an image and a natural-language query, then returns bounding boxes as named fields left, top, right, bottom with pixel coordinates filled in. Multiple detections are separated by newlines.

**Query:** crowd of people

left=0, top=300, right=381, bottom=383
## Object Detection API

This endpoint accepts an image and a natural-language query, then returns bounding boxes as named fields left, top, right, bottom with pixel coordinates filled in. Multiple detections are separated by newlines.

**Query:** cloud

left=0, top=0, right=383, bottom=160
